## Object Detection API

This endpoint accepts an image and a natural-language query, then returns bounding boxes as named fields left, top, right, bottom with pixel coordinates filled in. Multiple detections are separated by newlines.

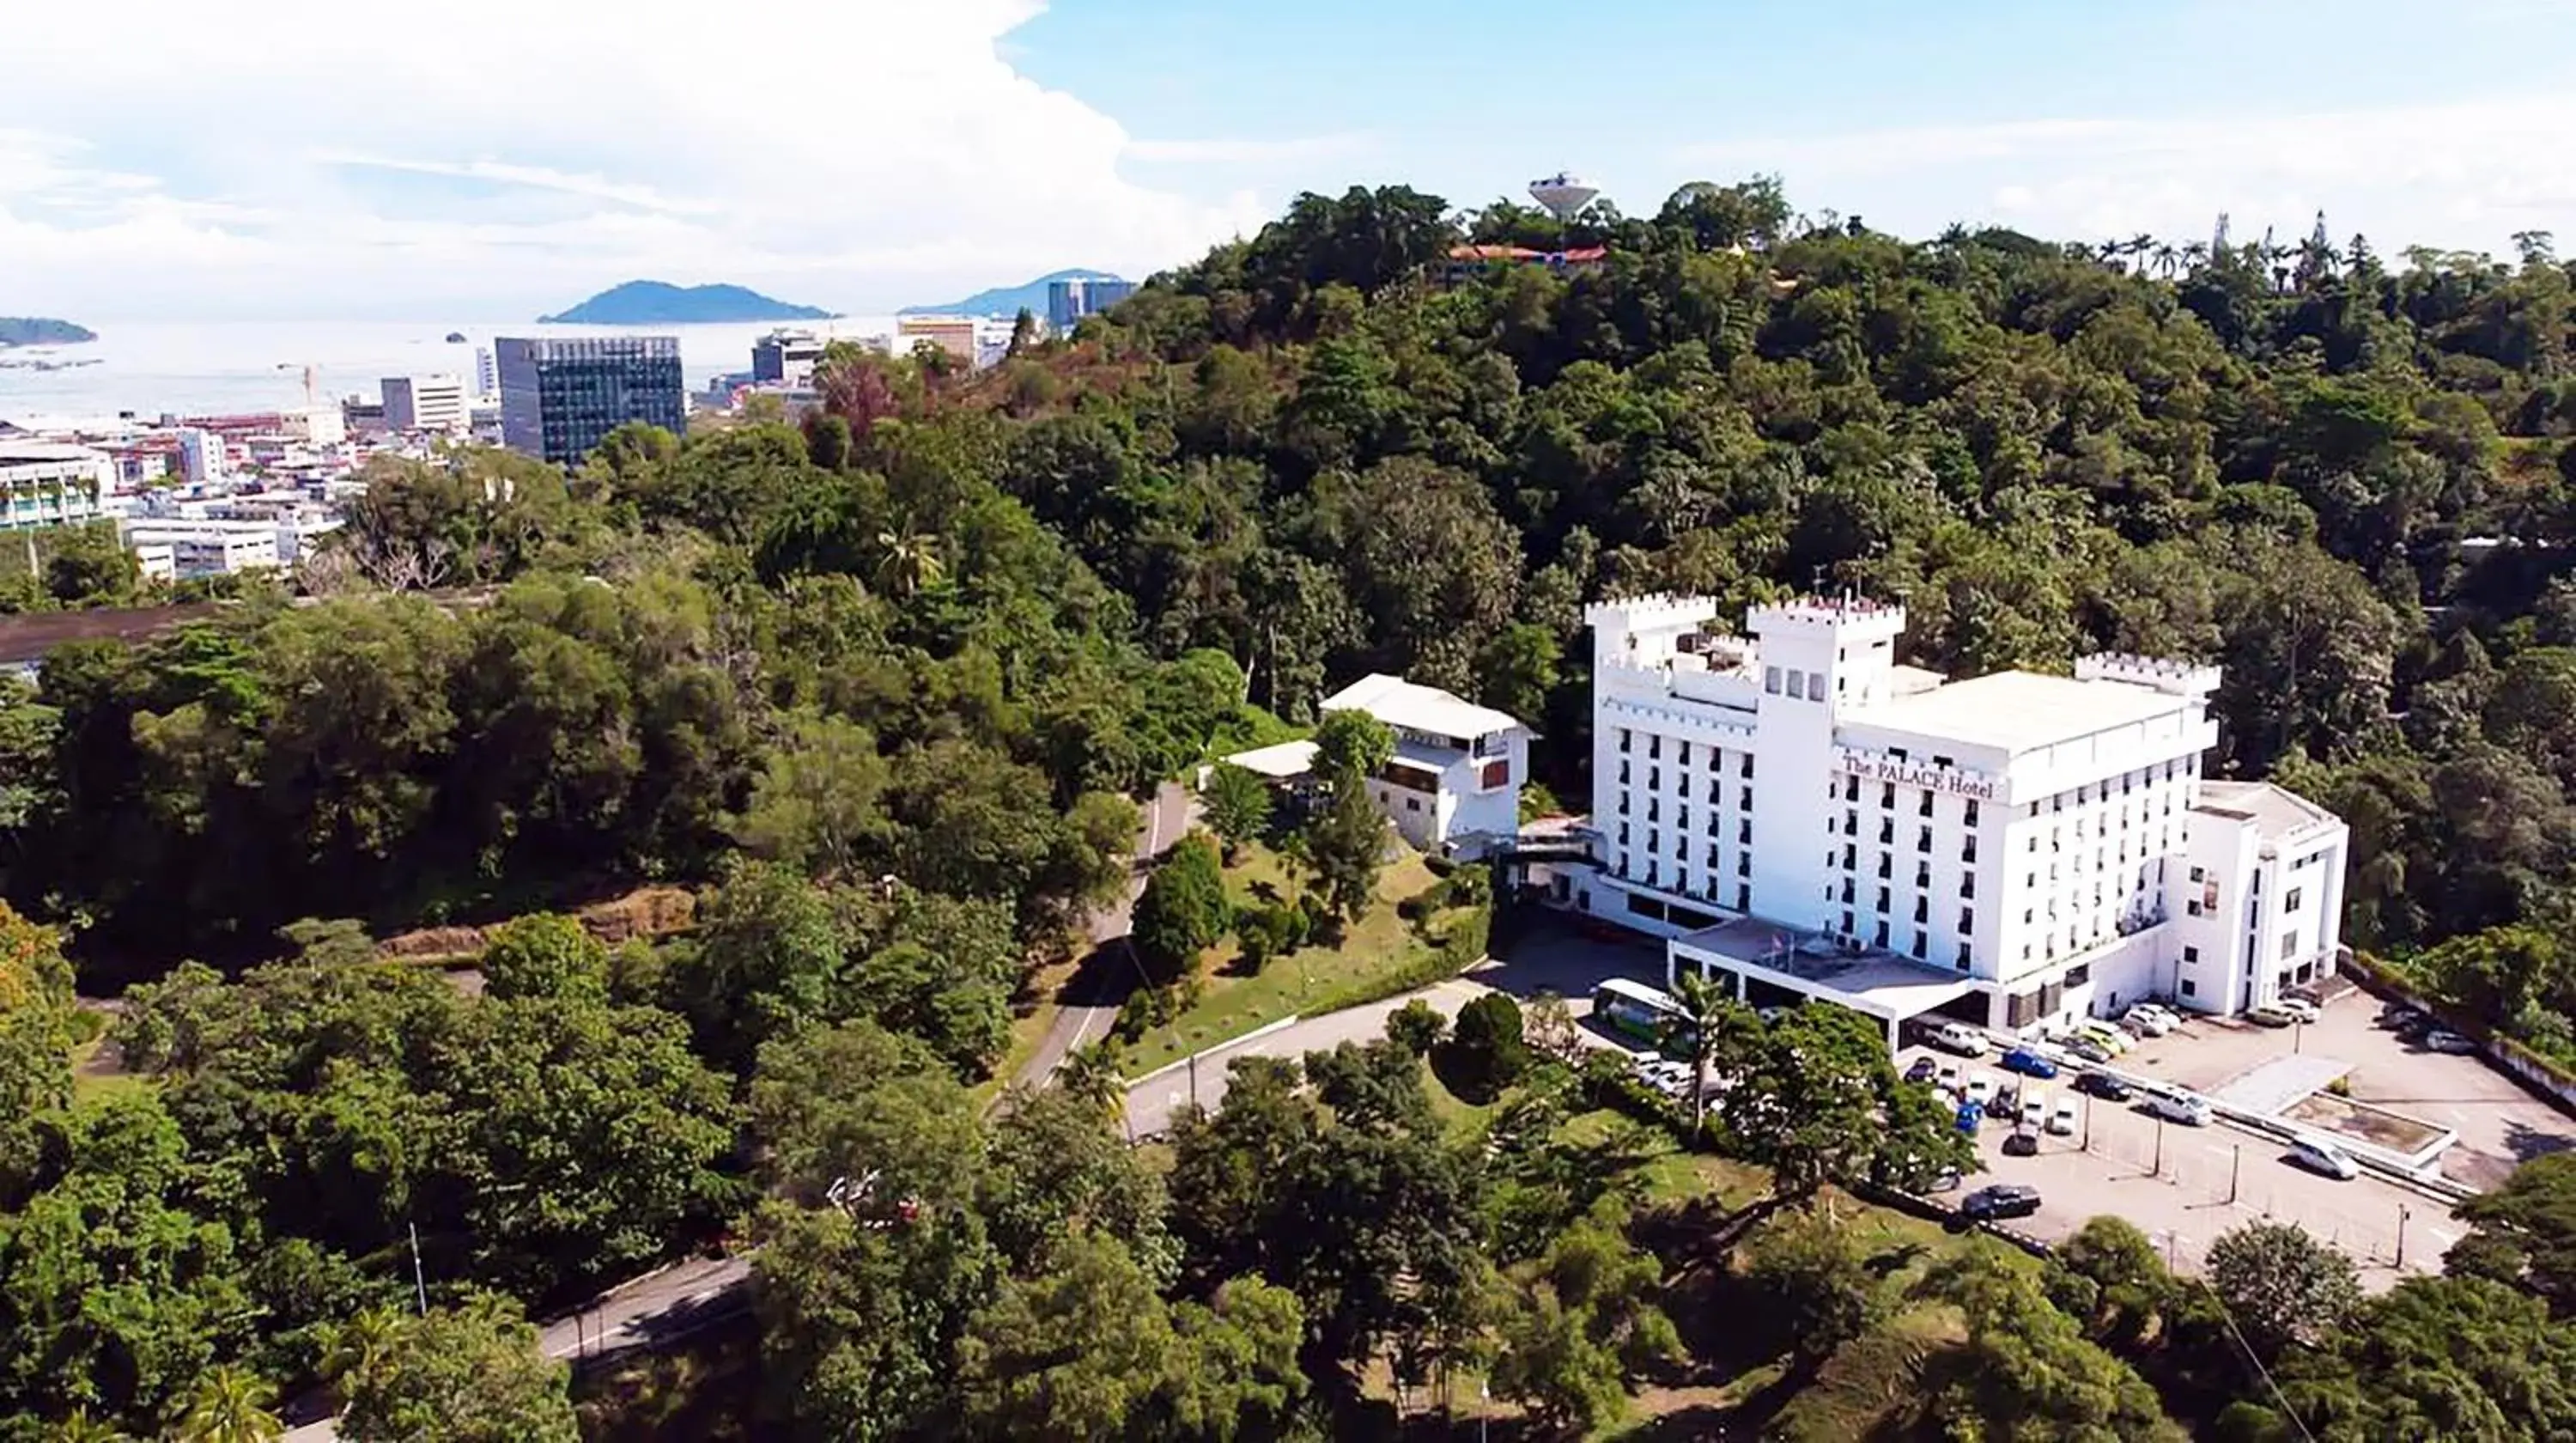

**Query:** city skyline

left=5, top=0, right=2575, bottom=320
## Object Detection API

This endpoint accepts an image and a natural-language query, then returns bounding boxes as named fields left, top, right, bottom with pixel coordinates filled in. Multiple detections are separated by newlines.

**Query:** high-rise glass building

left=495, top=336, right=684, bottom=466
left=1045, top=277, right=1137, bottom=333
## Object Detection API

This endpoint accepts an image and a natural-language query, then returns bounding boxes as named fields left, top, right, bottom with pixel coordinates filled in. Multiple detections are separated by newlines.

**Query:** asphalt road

left=1017, top=779, right=1197, bottom=1089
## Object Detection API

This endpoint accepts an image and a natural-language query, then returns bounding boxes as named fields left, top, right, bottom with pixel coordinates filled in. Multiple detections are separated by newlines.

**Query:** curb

left=1125, top=1012, right=1305, bottom=1089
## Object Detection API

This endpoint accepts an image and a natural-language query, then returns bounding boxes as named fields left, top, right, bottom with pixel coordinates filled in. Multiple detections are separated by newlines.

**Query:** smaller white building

left=119, top=519, right=288, bottom=579
left=1217, top=674, right=1533, bottom=855
left=2174, top=782, right=2349, bottom=1016
left=382, top=375, right=470, bottom=435
left=0, top=441, right=114, bottom=532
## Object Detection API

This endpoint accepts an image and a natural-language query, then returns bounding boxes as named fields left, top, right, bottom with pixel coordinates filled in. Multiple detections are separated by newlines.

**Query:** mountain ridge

left=538, top=282, right=836, bottom=326
left=0, top=318, right=98, bottom=348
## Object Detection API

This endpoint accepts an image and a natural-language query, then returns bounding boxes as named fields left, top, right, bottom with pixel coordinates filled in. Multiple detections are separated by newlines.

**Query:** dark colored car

left=1905, top=1056, right=1940, bottom=1085
left=2075, top=1071, right=2133, bottom=1101
left=1960, top=1184, right=2043, bottom=1221
left=2001, top=1130, right=2039, bottom=1157
left=1999, top=1047, right=2060, bottom=1080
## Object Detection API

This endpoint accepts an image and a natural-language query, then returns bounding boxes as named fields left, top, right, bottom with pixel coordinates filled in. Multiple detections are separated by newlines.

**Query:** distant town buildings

left=381, top=374, right=470, bottom=435
left=896, top=315, right=979, bottom=367
left=475, top=346, right=499, bottom=400
left=1046, top=277, right=1137, bottom=333
left=176, top=428, right=226, bottom=485
left=0, top=441, right=114, bottom=532
left=495, top=336, right=685, bottom=466
left=751, top=329, right=829, bottom=387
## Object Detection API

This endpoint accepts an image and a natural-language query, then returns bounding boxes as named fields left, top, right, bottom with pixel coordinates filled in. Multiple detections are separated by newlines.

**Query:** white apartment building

left=119, top=519, right=288, bottom=579
left=382, top=375, right=470, bottom=435
left=0, top=442, right=114, bottom=532
left=1577, top=594, right=2348, bottom=1041
left=1218, top=673, right=1531, bottom=855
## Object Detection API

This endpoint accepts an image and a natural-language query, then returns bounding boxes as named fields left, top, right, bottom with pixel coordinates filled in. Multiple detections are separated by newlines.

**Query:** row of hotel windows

left=2020, top=758, right=2197, bottom=817
left=1610, top=852, right=1752, bottom=915
left=1613, top=728, right=1755, bottom=777
left=1612, top=827, right=1753, bottom=872
left=1615, top=782, right=1756, bottom=815
left=1829, top=915, right=1971, bottom=971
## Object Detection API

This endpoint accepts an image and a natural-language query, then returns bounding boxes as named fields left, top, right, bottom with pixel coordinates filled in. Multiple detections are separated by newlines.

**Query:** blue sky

left=3, top=0, right=2572, bottom=320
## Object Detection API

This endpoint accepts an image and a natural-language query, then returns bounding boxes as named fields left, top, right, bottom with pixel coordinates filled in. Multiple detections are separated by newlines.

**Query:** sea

left=0, top=317, right=905, bottom=424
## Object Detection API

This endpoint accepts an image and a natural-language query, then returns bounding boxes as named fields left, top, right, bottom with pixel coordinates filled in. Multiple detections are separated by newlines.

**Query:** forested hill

left=2, top=178, right=2574, bottom=1440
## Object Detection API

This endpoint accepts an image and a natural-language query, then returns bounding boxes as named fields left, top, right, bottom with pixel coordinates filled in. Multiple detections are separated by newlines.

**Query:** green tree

left=1440, top=992, right=1528, bottom=1104
left=1491, top=1212, right=1681, bottom=1435
left=1744, top=1206, right=1886, bottom=1371
left=2044, top=1215, right=2175, bottom=1350
left=1199, top=763, right=1273, bottom=862
left=1665, top=968, right=1750, bottom=1136
left=1916, top=1241, right=2186, bottom=1441
left=169, top=1367, right=281, bottom=1443
left=340, top=1296, right=576, bottom=1443
left=2206, top=1220, right=2363, bottom=1359
left=2450, top=1152, right=2576, bottom=1316
left=1132, top=832, right=1230, bottom=983
left=474, top=912, right=605, bottom=1002
left=0, top=902, right=78, bottom=1190
left=728, top=709, right=889, bottom=880
left=1384, top=998, right=1448, bottom=1057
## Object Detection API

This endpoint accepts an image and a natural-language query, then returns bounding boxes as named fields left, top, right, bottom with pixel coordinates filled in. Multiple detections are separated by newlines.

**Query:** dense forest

left=2, top=177, right=2576, bottom=1439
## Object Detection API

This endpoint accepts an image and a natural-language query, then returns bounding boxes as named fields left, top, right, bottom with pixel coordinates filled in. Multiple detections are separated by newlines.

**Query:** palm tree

left=1666, top=969, right=1743, bottom=1137
left=171, top=1366, right=282, bottom=1443
left=1057, top=1038, right=1127, bottom=1124
left=872, top=529, right=945, bottom=598
left=43, top=1410, right=131, bottom=1443
left=2181, top=240, right=2209, bottom=273
left=2152, top=242, right=2179, bottom=278
left=317, top=1305, right=408, bottom=1399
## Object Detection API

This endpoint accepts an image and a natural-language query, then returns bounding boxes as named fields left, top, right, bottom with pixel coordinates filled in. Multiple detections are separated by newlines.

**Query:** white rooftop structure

left=1224, top=740, right=1320, bottom=781
left=1577, top=593, right=2348, bottom=1037
left=1320, top=673, right=1525, bottom=745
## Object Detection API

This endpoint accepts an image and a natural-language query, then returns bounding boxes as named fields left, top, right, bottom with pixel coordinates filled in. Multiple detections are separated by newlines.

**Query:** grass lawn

left=70, top=1035, right=149, bottom=1102
left=1115, top=842, right=1442, bottom=1076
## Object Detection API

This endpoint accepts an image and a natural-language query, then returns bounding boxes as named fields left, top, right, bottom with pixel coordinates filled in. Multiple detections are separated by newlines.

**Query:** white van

left=2145, top=1091, right=2212, bottom=1127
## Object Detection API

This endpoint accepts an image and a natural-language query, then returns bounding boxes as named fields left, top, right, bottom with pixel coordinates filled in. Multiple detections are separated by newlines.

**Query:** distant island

left=539, top=282, right=837, bottom=326
left=0, top=318, right=97, bottom=349
left=901, top=269, right=1126, bottom=318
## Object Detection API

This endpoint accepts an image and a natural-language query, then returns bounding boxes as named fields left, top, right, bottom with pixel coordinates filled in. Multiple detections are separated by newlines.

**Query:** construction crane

left=272, top=362, right=320, bottom=409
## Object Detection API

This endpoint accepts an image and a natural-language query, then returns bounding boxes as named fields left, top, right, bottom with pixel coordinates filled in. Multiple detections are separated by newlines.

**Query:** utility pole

left=2153, top=1116, right=2166, bottom=1178
left=408, top=1221, right=428, bottom=1316
left=2228, top=1144, right=2241, bottom=1203
left=2396, top=1203, right=2412, bottom=1268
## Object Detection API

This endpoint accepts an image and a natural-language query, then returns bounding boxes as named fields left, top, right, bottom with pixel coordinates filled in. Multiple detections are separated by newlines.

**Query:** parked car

left=2424, top=1028, right=2478, bottom=1055
left=2048, top=1098, right=2081, bottom=1135
left=2000, top=1047, right=2060, bottom=1080
left=2068, top=1036, right=2115, bottom=1064
left=1905, top=1056, right=1940, bottom=1086
left=1960, top=1183, right=2044, bottom=1221
left=2075, top=1071, right=2133, bottom=1102
left=1954, top=1100, right=1984, bottom=1134
left=2288, top=1137, right=2360, bottom=1180
left=2246, top=1005, right=2300, bottom=1028
left=2075, top=1023, right=2133, bottom=1055
left=2020, top=1095, right=2048, bottom=1130
left=1935, top=1060, right=1963, bottom=1091
left=2001, top=1130, right=2039, bottom=1157
left=1933, top=1022, right=1991, bottom=1056
left=2117, top=1006, right=2174, bottom=1037
left=1965, top=1073, right=1996, bottom=1109
left=2275, top=997, right=2322, bottom=1024
left=2145, top=1091, right=2213, bottom=1127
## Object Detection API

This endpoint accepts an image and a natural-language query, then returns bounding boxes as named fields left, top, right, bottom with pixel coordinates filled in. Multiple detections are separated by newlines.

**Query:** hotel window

left=1917, top=826, right=1932, bottom=854
left=1840, top=880, right=1854, bottom=904
left=1787, top=671, right=1806, bottom=700
left=1648, top=735, right=1661, bottom=760
left=2183, top=945, right=2198, bottom=963
left=1880, top=783, right=1896, bottom=809
left=1918, top=790, right=1934, bottom=818
left=1618, top=822, right=1631, bottom=845
left=1874, top=920, right=1889, bottom=947
left=1649, top=767, right=1661, bottom=790
left=1765, top=666, right=1782, bottom=694
left=1678, top=741, right=1692, bottom=766
left=1912, top=897, right=1927, bottom=923
left=1842, top=910, right=1856, bottom=935
left=1739, top=819, right=1753, bottom=845
left=1956, top=941, right=1972, bottom=969
left=1840, top=844, right=1855, bottom=870
left=1736, top=884, right=1751, bottom=911
left=1843, top=776, right=1859, bottom=802
left=1961, top=837, right=1978, bottom=863
left=1678, top=807, right=1691, bottom=831
left=1741, top=754, right=1754, bottom=780
left=2189, top=865, right=2205, bottom=882
left=1737, top=854, right=1751, bottom=878
left=1964, top=801, right=1979, bottom=827
left=1915, top=862, right=1931, bottom=890
left=1706, top=845, right=1721, bottom=868
left=1618, top=793, right=1631, bottom=816
left=1619, top=728, right=1631, bottom=753
left=1844, top=809, right=1858, bottom=836
left=2065, top=963, right=2091, bottom=987
left=1618, top=759, right=1631, bottom=784
left=1876, top=854, right=1892, bottom=880
left=1679, top=775, right=1691, bottom=798
left=1740, top=787, right=1753, bottom=809
left=2285, top=886, right=2303, bottom=910
left=1709, top=748, right=1725, bottom=773
left=1959, top=874, right=1976, bottom=899
left=1959, top=907, right=1975, bottom=933
left=1647, top=801, right=1660, bottom=823
left=1878, top=819, right=1893, bottom=844
left=2188, top=899, right=2203, bottom=916
left=1648, top=830, right=1660, bottom=853
left=2280, top=931, right=2300, bottom=959
left=1876, top=886, right=1890, bottom=914
left=1646, top=862, right=1660, bottom=886
left=2179, top=978, right=2197, bottom=998
left=1911, top=930, right=1926, bottom=959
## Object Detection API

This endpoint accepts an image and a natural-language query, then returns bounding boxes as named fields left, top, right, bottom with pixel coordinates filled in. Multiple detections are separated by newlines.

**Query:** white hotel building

left=1574, top=594, right=2348, bottom=1043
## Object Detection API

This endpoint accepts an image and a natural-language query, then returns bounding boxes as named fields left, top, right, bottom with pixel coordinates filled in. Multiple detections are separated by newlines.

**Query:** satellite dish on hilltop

left=1530, top=172, right=1600, bottom=223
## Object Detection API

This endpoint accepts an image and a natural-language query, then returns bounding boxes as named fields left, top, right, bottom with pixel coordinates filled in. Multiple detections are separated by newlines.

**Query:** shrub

left=1386, top=999, right=1449, bottom=1056
left=1439, top=993, right=1528, bottom=1103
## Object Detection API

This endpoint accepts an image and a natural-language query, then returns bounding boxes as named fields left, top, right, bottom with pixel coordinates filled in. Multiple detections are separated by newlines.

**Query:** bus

left=1593, top=978, right=1694, bottom=1055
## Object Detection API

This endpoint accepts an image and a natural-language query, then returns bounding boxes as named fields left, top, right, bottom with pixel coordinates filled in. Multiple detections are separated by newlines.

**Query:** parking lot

left=1912, top=988, right=2576, bottom=1287
left=2106, top=992, right=2576, bottom=1192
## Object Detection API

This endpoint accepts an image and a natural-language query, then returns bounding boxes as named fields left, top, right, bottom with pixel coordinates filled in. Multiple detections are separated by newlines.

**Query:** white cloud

left=1674, top=94, right=2576, bottom=254
left=1127, top=135, right=1371, bottom=165
left=0, top=2, right=1267, bottom=319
